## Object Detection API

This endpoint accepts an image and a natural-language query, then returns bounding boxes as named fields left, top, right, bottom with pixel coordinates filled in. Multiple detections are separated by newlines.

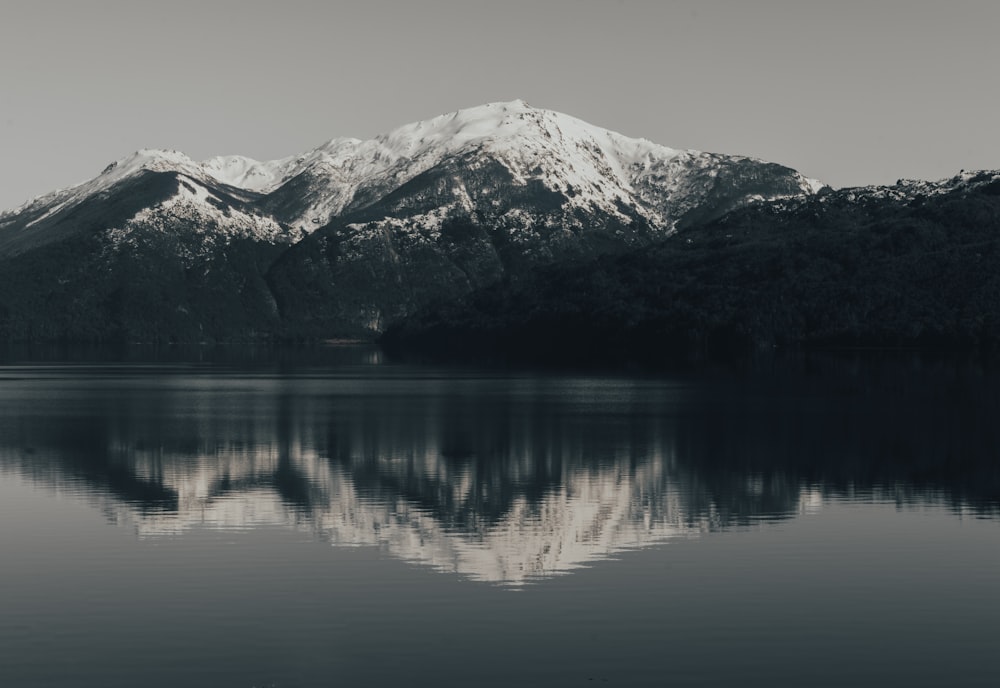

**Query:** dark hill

left=381, top=172, right=1000, bottom=363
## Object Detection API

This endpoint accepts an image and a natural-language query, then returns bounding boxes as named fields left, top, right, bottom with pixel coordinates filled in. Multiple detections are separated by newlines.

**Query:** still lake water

left=0, top=346, right=997, bottom=687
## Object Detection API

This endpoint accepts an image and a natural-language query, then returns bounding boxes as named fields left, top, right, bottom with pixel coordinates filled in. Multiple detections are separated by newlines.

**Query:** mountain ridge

left=0, top=100, right=830, bottom=343
left=1, top=100, right=824, bottom=231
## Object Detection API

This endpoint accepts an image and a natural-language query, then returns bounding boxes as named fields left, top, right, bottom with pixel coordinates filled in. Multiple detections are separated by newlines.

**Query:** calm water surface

left=0, top=347, right=997, bottom=687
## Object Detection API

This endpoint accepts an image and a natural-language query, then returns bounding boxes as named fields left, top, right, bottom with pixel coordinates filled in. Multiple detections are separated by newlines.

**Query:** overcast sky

left=1, top=0, right=998, bottom=211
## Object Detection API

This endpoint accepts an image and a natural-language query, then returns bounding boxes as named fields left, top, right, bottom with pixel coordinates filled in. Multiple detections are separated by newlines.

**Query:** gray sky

left=2, top=0, right=998, bottom=211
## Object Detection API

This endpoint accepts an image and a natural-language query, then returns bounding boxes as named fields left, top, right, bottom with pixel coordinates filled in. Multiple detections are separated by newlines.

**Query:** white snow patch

left=2, top=100, right=832, bottom=238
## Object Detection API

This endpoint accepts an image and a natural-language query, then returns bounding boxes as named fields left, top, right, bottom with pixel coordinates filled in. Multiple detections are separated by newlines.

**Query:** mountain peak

left=101, top=148, right=199, bottom=178
left=479, top=98, right=534, bottom=112
left=364, top=99, right=680, bottom=179
left=1, top=101, right=825, bottom=245
left=0, top=101, right=833, bottom=342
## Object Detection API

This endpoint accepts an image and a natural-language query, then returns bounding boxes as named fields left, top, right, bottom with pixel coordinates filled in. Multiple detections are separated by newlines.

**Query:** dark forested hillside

left=381, top=172, right=1000, bottom=362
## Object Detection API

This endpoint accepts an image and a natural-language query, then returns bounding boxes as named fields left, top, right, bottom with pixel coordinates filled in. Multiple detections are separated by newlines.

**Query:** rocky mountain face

left=0, top=101, right=822, bottom=342
left=383, top=170, right=1000, bottom=360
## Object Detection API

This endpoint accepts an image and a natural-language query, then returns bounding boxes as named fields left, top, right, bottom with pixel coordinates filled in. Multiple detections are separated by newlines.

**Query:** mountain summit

left=0, top=101, right=825, bottom=342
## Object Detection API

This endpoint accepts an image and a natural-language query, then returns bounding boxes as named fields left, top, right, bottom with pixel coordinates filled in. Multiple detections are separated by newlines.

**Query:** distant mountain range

left=0, top=100, right=823, bottom=343
left=1, top=100, right=996, bottom=353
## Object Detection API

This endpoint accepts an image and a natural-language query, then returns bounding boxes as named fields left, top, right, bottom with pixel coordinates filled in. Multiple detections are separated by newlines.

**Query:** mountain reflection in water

left=1, top=352, right=998, bottom=585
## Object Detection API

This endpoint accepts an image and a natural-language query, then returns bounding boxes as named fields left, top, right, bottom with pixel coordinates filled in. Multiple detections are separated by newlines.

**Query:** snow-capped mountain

left=0, top=100, right=826, bottom=341
left=252, top=99, right=823, bottom=230
left=1, top=100, right=822, bottom=247
left=0, top=148, right=295, bottom=260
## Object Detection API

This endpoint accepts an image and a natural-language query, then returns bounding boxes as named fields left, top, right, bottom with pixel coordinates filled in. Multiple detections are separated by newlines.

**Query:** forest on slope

left=382, top=172, right=1000, bottom=362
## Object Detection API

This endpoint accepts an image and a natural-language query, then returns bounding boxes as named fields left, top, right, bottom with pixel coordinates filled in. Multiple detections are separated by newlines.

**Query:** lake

left=0, top=346, right=997, bottom=687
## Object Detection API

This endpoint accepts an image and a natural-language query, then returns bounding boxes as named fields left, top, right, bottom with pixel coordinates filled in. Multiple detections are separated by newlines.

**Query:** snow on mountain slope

left=260, top=101, right=827, bottom=240
left=0, top=101, right=830, bottom=275
left=353, top=100, right=682, bottom=224
left=199, top=154, right=299, bottom=192
left=0, top=149, right=198, bottom=229
left=2, top=100, right=824, bottom=235
left=0, top=150, right=299, bottom=259
left=102, top=173, right=292, bottom=263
